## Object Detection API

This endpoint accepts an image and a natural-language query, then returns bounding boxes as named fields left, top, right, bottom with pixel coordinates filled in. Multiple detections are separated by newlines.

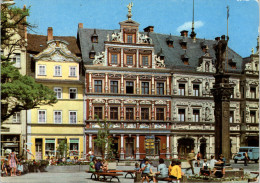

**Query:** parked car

left=233, top=147, right=259, bottom=163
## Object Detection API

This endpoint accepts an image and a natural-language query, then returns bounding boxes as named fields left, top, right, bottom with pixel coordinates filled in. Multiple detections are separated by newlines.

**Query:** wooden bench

left=123, top=170, right=136, bottom=178
left=85, top=171, right=97, bottom=180
left=251, top=171, right=259, bottom=178
left=98, top=172, right=123, bottom=182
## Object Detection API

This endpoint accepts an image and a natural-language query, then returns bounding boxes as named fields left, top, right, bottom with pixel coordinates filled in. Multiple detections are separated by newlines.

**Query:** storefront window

left=69, top=139, right=79, bottom=156
left=45, top=139, right=55, bottom=157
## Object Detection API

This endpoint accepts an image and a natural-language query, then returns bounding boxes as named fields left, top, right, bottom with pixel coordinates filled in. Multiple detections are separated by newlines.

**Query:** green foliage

left=1, top=59, right=57, bottom=121
left=93, top=116, right=115, bottom=159
left=56, top=138, right=69, bottom=158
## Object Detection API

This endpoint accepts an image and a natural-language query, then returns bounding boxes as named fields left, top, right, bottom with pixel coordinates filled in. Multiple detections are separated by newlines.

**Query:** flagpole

left=226, top=6, right=229, bottom=73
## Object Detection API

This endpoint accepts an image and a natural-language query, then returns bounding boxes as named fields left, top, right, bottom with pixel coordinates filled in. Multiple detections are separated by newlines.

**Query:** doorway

left=200, top=138, right=207, bottom=159
left=125, top=137, right=134, bottom=158
left=178, top=138, right=194, bottom=158
left=35, top=139, right=42, bottom=160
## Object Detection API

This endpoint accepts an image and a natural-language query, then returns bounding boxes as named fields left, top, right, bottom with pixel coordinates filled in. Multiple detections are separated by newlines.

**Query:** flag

left=227, top=6, right=229, bottom=19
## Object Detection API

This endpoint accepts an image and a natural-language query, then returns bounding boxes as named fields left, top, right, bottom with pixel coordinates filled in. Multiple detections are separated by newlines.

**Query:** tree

left=1, top=60, right=58, bottom=121
left=93, top=117, right=115, bottom=159
left=1, top=2, right=57, bottom=122
left=56, top=138, right=69, bottom=158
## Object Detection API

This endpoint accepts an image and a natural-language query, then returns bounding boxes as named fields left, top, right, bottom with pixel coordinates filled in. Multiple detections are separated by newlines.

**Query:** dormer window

left=228, top=58, right=237, bottom=69
left=181, top=52, right=189, bottom=65
left=89, top=45, right=96, bottom=59
left=166, top=34, right=174, bottom=48
left=91, top=29, right=98, bottom=43
left=158, top=48, right=165, bottom=60
left=180, top=39, right=187, bottom=49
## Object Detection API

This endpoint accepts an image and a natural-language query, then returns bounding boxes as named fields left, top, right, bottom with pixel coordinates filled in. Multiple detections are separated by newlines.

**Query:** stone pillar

left=136, top=135, right=140, bottom=159
left=167, top=76, right=170, bottom=95
left=236, top=135, right=240, bottom=153
left=136, top=76, right=140, bottom=94
left=136, top=49, right=139, bottom=68
left=166, top=135, right=171, bottom=159
left=121, top=75, right=124, bottom=94
left=105, top=73, right=108, bottom=93
left=121, top=48, right=123, bottom=67
left=105, top=101, right=108, bottom=119
left=120, top=134, right=125, bottom=159
left=89, top=99, right=93, bottom=120
left=89, top=73, right=92, bottom=92
left=89, top=134, right=92, bottom=151
left=151, top=75, right=155, bottom=94
left=173, top=135, right=178, bottom=158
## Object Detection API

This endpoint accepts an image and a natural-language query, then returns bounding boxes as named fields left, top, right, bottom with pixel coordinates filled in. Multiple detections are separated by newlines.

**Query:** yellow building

left=26, top=28, right=85, bottom=160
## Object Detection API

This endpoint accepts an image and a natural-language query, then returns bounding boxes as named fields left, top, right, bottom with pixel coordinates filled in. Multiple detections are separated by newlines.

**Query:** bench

left=251, top=171, right=259, bottom=178
left=123, top=170, right=136, bottom=178
left=85, top=170, right=123, bottom=182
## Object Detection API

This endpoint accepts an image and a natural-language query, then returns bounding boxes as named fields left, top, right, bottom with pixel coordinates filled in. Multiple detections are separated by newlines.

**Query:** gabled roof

left=27, top=34, right=81, bottom=55
left=78, top=28, right=243, bottom=73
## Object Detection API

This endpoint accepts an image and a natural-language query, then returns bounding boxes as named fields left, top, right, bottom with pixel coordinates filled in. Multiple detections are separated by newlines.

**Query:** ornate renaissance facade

left=78, top=7, right=259, bottom=160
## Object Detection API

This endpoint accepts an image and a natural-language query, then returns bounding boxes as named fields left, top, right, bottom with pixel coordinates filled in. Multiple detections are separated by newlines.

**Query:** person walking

left=187, top=149, right=196, bottom=174
left=244, top=152, right=249, bottom=166
left=197, top=152, right=201, bottom=167
left=8, top=150, right=18, bottom=176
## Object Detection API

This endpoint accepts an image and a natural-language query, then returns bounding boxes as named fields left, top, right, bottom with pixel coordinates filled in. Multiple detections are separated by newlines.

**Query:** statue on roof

left=214, top=35, right=228, bottom=74
left=111, top=32, right=121, bottom=42
left=93, top=52, right=105, bottom=65
left=127, top=2, right=133, bottom=20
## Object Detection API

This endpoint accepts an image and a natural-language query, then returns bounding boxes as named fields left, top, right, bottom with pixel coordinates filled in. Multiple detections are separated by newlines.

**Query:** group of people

left=46, top=156, right=80, bottom=165
left=1, top=150, right=23, bottom=177
left=89, top=157, right=108, bottom=173
left=135, top=158, right=183, bottom=183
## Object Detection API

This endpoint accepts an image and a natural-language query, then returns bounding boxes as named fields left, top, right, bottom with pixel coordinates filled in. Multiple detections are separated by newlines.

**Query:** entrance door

left=111, top=137, right=119, bottom=159
left=35, top=139, right=42, bottom=160
left=178, top=138, right=194, bottom=158
left=200, top=138, right=207, bottom=159
left=125, top=137, right=134, bottom=157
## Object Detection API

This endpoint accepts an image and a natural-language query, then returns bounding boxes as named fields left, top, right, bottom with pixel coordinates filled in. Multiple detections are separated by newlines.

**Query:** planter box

left=45, top=165, right=88, bottom=173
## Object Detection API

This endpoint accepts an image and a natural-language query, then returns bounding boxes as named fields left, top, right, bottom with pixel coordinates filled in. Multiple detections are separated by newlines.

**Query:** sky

left=15, top=0, right=259, bottom=58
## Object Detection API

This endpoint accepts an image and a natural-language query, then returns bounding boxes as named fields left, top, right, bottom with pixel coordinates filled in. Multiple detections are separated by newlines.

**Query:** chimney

left=144, top=26, right=154, bottom=32
left=78, top=23, right=83, bottom=28
left=47, top=27, right=53, bottom=41
left=180, top=30, right=188, bottom=37
left=215, top=37, right=220, bottom=41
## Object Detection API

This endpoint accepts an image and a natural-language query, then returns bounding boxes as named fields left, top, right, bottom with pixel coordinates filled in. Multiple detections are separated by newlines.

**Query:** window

left=126, top=108, right=134, bottom=120
left=250, top=87, right=256, bottom=98
left=110, top=107, right=118, bottom=120
left=94, top=107, right=103, bottom=119
left=38, top=65, right=46, bottom=75
left=205, top=62, right=210, bottom=72
left=179, top=84, right=185, bottom=95
left=12, top=112, right=21, bottom=123
left=69, top=111, right=77, bottom=124
left=142, top=56, right=149, bottom=66
left=193, top=110, right=200, bottom=122
left=126, top=55, right=133, bottom=65
left=156, top=108, right=164, bottom=120
left=193, top=85, right=200, bottom=96
left=111, top=54, right=118, bottom=64
left=230, top=111, right=234, bottom=123
left=54, top=65, right=61, bottom=76
left=142, top=82, right=149, bottom=94
left=110, top=81, right=118, bottom=93
left=141, top=108, right=149, bottom=120
left=94, top=80, right=102, bottom=93
left=127, top=35, right=133, bottom=43
left=69, top=88, right=77, bottom=99
left=45, top=139, right=55, bottom=157
left=126, top=81, right=134, bottom=94
left=69, top=66, right=77, bottom=77
left=54, top=87, right=62, bottom=99
left=38, top=110, right=46, bottom=123
left=178, top=109, right=185, bottom=122
left=125, top=137, right=134, bottom=157
left=157, top=82, right=164, bottom=95
left=250, top=111, right=256, bottom=123
left=69, top=139, right=79, bottom=156
left=13, top=53, right=21, bottom=68
left=54, top=111, right=62, bottom=124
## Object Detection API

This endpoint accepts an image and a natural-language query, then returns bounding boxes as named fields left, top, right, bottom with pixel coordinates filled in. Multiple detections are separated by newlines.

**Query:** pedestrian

left=187, top=149, right=196, bottom=174
left=154, top=158, right=168, bottom=183
left=244, top=152, right=249, bottom=166
left=197, top=152, right=201, bottom=167
left=8, top=150, right=18, bottom=176
left=169, top=159, right=182, bottom=181
left=140, top=158, right=153, bottom=183
left=134, top=163, right=140, bottom=172
left=1, top=160, right=8, bottom=176
left=17, top=161, right=23, bottom=176
left=88, top=150, right=94, bottom=161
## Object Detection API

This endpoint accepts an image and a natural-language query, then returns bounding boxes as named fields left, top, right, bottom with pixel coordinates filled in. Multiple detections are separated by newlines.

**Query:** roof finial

left=127, top=2, right=133, bottom=20
left=190, top=0, right=196, bottom=39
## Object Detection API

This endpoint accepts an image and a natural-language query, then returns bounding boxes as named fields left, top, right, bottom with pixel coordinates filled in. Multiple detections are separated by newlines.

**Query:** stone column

left=236, top=135, right=240, bottom=153
left=105, top=73, right=108, bottom=93
left=136, top=49, right=139, bottom=68
left=166, top=135, right=171, bottom=159
left=120, top=134, right=125, bottom=159
left=173, top=135, right=178, bottom=158
left=89, top=99, right=93, bottom=120
left=167, top=76, right=170, bottom=95
left=121, top=75, right=124, bottom=94
left=151, top=75, right=155, bottom=94
left=89, top=73, right=92, bottom=92
left=121, top=48, right=123, bottom=67
left=136, top=76, right=140, bottom=94
left=89, top=134, right=92, bottom=151
left=136, top=135, right=140, bottom=159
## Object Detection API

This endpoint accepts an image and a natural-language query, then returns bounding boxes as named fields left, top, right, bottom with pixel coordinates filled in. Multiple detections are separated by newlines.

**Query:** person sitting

left=95, top=159, right=103, bottom=172
left=102, top=159, right=108, bottom=172
left=209, top=155, right=218, bottom=176
left=134, top=163, right=140, bottom=172
left=89, top=157, right=96, bottom=172
left=212, top=154, right=226, bottom=177
left=154, top=158, right=168, bottom=183
left=141, top=158, right=153, bottom=183
left=169, top=159, right=182, bottom=181
left=200, top=159, right=210, bottom=176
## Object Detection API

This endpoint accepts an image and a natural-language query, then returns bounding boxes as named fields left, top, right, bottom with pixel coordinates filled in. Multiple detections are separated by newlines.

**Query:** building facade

left=78, top=8, right=259, bottom=160
left=26, top=28, right=85, bottom=160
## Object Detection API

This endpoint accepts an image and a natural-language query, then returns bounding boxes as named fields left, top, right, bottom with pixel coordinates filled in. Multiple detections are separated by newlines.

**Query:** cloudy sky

left=16, top=0, right=259, bottom=57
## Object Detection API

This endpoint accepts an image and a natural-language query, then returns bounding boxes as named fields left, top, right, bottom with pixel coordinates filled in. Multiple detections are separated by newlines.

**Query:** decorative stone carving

left=92, top=99, right=105, bottom=103
left=93, top=52, right=105, bottom=65
left=155, top=76, right=167, bottom=80
left=124, top=74, right=137, bottom=79
left=154, top=55, right=165, bottom=68
left=124, top=100, right=136, bottom=104
left=111, top=32, right=121, bottom=42
left=138, top=33, right=152, bottom=44
left=155, top=100, right=166, bottom=105
left=139, top=75, right=152, bottom=80
left=108, top=74, right=121, bottom=78
left=140, top=101, right=151, bottom=105
left=154, top=123, right=166, bottom=129
left=124, top=123, right=136, bottom=128
left=140, top=123, right=149, bottom=129
left=108, top=99, right=121, bottom=104
left=113, top=123, right=121, bottom=128
left=92, top=73, right=105, bottom=78
left=177, top=78, right=188, bottom=82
